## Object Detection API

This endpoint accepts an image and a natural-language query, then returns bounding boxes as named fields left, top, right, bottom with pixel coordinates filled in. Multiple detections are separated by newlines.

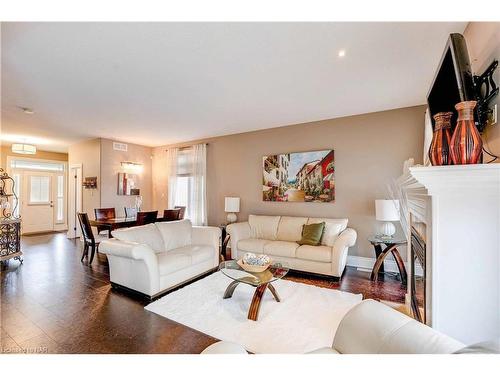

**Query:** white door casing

left=67, top=164, right=82, bottom=239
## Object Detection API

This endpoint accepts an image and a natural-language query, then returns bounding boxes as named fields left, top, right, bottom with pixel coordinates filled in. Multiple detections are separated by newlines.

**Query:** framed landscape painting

left=262, top=149, right=334, bottom=202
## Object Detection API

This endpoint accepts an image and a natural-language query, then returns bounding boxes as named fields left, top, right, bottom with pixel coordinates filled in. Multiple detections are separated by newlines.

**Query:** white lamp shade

left=224, top=197, right=240, bottom=213
left=375, top=199, right=400, bottom=221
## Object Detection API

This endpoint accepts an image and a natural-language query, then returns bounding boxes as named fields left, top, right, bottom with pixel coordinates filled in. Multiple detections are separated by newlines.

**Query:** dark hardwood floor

left=1, top=232, right=406, bottom=354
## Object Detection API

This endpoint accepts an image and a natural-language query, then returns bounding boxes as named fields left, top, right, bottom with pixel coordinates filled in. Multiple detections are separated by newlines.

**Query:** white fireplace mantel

left=410, top=164, right=500, bottom=195
left=407, top=163, right=500, bottom=345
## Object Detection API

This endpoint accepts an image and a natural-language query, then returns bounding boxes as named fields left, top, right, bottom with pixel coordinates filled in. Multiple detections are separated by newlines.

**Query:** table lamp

left=375, top=199, right=400, bottom=238
left=224, top=197, right=240, bottom=223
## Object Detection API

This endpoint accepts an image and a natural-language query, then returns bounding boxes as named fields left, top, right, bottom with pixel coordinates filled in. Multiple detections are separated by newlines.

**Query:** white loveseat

left=202, top=299, right=466, bottom=354
left=99, top=219, right=220, bottom=299
left=227, top=215, right=357, bottom=278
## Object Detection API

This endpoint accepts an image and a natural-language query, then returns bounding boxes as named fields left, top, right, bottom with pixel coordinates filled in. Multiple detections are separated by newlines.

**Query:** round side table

left=368, top=235, right=407, bottom=285
left=219, top=224, right=231, bottom=261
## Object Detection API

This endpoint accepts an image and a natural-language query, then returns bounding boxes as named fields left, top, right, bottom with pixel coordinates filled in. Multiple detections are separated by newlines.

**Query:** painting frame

left=117, top=173, right=140, bottom=196
left=262, top=149, right=335, bottom=202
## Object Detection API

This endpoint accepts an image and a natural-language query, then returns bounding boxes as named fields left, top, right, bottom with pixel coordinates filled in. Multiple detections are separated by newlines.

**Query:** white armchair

left=227, top=215, right=357, bottom=278
left=100, top=220, right=221, bottom=299
left=202, top=299, right=466, bottom=354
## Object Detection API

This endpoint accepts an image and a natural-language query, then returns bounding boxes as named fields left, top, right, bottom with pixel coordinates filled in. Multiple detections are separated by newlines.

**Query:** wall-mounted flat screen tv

left=427, top=33, right=476, bottom=131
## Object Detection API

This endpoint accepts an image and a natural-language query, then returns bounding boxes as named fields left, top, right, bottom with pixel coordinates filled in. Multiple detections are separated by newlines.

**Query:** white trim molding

left=347, top=255, right=423, bottom=276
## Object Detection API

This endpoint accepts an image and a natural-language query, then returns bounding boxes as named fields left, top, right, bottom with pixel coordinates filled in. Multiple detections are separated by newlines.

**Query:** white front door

left=22, top=172, right=54, bottom=233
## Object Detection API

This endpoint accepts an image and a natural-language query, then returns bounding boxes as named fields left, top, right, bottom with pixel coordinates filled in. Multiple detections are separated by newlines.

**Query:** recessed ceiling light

left=338, top=50, right=346, bottom=58
left=18, top=106, right=34, bottom=115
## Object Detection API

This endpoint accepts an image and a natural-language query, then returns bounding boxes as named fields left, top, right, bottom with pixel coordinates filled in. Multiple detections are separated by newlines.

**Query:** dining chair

left=136, top=211, right=158, bottom=226
left=174, top=206, right=186, bottom=219
left=77, top=213, right=108, bottom=264
left=94, top=207, right=116, bottom=235
left=124, top=207, right=138, bottom=218
left=162, top=209, right=181, bottom=222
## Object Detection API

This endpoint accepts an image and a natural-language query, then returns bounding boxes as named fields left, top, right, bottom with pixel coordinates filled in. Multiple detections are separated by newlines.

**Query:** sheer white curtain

left=166, top=147, right=178, bottom=209
left=188, top=144, right=207, bottom=226
left=166, top=144, right=207, bottom=226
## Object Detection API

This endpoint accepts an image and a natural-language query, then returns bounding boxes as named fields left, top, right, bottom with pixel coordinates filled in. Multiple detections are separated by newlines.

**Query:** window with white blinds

left=29, top=176, right=50, bottom=204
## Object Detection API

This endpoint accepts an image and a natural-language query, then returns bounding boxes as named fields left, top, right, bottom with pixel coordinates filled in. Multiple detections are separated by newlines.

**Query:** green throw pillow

left=297, top=222, right=325, bottom=246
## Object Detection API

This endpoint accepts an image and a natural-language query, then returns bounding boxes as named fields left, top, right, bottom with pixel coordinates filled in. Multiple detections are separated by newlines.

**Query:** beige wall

left=153, top=105, right=425, bottom=259
left=0, top=145, right=68, bottom=170
left=152, top=145, right=169, bottom=214
left=68, top=138, right=101, bottom=215
left=68, top=138, right=153, bottom=218
left=100, top=139, right=153, bottom=217
left=464, top=22, right=500, bottom=162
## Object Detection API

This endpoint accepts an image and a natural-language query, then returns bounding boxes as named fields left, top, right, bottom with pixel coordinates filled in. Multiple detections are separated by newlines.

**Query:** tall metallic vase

left=429, top=112, right=453, bottom=166
left=450, top=101, right=483, bottom=165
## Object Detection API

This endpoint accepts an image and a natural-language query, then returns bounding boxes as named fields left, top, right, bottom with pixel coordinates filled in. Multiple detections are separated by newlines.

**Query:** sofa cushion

left=297, top=222, right=325, bottom=246
left=237, top=238, right=270, bottom=254
left=111, top=223, right=165, bottom=253
left=264, top=241, right=299, bottom=258
left=169, top=245, right=213, bottom=265
left=276, top=216, right=308, bottom=242
left=307, top=218, right=348, bottom=246
left=296, top=244, right=333, bottom=262
left=248, top=215, right=280, bottom=240
left=157, top=251, right=192, bottom=275
left=155, top=219, right=192, bottom=251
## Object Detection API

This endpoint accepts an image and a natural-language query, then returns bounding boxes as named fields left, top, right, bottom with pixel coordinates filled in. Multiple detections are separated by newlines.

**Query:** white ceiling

left=1, top=22, right=467, bottom=153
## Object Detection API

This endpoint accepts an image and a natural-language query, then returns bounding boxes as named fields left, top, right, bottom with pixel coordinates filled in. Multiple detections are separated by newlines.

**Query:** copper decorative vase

left=450, top=101, right=483, bottom=165
left=428, top=112, right=453, bottom=166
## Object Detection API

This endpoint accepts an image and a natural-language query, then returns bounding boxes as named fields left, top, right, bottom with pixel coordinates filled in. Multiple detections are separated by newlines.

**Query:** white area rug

left=145, top=271, right=362, bottom=353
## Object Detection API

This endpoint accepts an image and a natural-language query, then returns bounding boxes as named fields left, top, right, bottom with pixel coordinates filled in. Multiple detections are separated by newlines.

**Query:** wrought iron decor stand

left=0, top=168, right=23, bottom=265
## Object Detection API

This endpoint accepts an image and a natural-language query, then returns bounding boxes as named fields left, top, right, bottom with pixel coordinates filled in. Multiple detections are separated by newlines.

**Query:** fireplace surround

left=398, top=162, right=500, bottom=345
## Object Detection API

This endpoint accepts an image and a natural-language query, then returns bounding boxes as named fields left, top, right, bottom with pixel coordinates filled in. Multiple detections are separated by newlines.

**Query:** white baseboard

left=347, top=255, right=423, bottom=277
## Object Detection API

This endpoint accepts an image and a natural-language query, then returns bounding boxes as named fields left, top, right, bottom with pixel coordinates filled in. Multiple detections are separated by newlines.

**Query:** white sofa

left=202, top=299, right=466, bottom=354
left=227, top=215, right=357, bottom=278
left=99, top=219, right=221, bottom=299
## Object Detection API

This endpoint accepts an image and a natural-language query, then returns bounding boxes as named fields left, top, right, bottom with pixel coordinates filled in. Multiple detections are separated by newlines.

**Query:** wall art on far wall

left=263, top=149, right=334, bottom=202
left=117, top=173, right=140, bottom=196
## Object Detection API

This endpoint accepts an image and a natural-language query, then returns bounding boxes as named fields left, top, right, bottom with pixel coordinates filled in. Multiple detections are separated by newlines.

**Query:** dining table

left=89, top=217, right=138, bottom=237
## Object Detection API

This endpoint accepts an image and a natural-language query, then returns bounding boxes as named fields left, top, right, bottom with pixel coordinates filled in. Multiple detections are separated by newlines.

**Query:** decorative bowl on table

left=237, top=253, right=272, bottom=273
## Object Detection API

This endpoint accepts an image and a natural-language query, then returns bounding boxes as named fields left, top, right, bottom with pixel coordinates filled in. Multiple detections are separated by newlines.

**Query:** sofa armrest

left=100, top=238, right=159, bottom=275
left=99, top=238, right=156, bottom=260
left=100, top=238, right=153, bottom=258
left=226, top=222, right=251, bottom=259
left=333, top=299, right=465, bottom=354
left=99, top=238, right=160, bottom=295
left=192, top=226, right=222, bottom=266
left=331, top=228, right=357, bottom=277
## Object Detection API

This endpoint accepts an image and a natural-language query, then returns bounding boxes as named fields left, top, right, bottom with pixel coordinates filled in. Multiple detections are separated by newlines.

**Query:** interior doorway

left=67, top=164, right=82, bottom=239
